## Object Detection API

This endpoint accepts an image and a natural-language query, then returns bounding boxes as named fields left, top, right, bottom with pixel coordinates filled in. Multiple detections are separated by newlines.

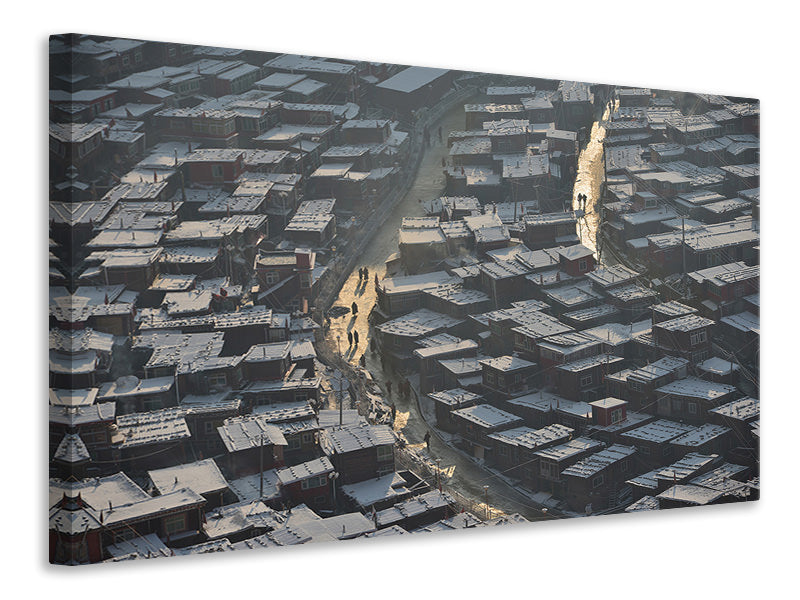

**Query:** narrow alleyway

left=322, top=96, right=611, bottom=520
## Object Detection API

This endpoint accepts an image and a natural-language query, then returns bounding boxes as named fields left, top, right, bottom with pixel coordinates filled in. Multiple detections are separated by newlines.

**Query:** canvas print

left=48, top=34, right=760, bottom=565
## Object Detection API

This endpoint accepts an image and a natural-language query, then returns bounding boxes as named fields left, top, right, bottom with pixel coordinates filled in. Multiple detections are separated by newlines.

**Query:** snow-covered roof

left=709, top=397, right=759, bottom=422
left=657, top=484, right=725, bottom=505
left=479, top=355, right=536, bottom=372
left=376, top=490, right=456, bottom=527
left=320, top=422, right=395, bottom=454
left=697, top=356, right=740, bottom=376
left=428, top=388, right=482, bottom=407
left=114, top=408, right=191, bottom=448
left=203, top=501, right=282, bottom=541
left=341, top=472, right=411, bottom=508
left=656, top=453, right=721, bottom=483
left=556, top=353, right=624, bottom=373
left=621, top=419, right=696, bottom=444
left=149, top=458, right=228, bottom=497
left=656, top=377, right=737, bottom=400
left=381, top=271, right=458, bottom=295
left=625, top=496, right=660, bottom=512
left=277, top=456, right=334, bottom=486
left=534, top=437, right=603, bottom=462
left=452, top=404, right=524, bottom=430
left=227, top=469, right=281, bottom=502
left=105, top=532, right=173, bottom=561
left=690, top=463, right=750, bottom=492
left=217, top=416, right=288, bottom=452
left=562, top=444, right=637, bottom=479
left=377, top=308, right=462, bottom=338
left=720, top=311, right=760, bottom=335
left=488, top=424, right=573, bottom=450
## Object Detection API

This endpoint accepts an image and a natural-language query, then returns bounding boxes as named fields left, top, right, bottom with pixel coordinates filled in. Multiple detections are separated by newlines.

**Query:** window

left=301, top=475, right=325, bottom=490
left=690, top=330, right=707, bottom=346
left=168, top=47, right=177, bottom=58
left=640, top=445, right=650, bottom=456
left=287, top=436, right=301, bottom=450
left=264, top=271, right=280, bottom=284
left=688, top=402, right=698, bottom=415
left=592, top=474, right=604, bottom=488
left=204, top=422, right=216, bottom=435
left=540, top=462, right=558, bottom=479
left=211, top=165, right=225, bottom=180
left=207, top=373, right=227, bottom=388
left=163, top=513, right=187, bottom=536
left=498, top=445, right=508, bottom=457
left=302, top=432, right=314, bottom=445
left=376, top=445, right=393, bottom=462
left=580, top=374, right=593, bottom=387
left=121, top=55, right=130, bottom=66
left=671, top=398, right=683, bottom=412
left=579, top=259, right=588, bottom=272
left=610, top=408, right=624, bottom=424
left=663, top=446, right=672, bottom=456
left=134, top=50, right=142, bottom=63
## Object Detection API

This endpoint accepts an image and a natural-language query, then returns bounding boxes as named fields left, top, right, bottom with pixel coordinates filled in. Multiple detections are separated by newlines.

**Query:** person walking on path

left=353, top=330, right=359, bottom=345
left=351, top=301, right=358, bottom=316
left=424, top=431, right=431, bottom=451
left=363, top=267, right=368, bottom=280
left=390, top=402, right=397, bottom=425
left=347, top=331, right=353, bottom=346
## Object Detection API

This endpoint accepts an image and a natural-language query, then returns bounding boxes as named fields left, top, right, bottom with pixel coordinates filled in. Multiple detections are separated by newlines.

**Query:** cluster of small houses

left=48, top=34, right=760, bottom=565
left=49, top=36, right=513, bottom=565
left=442, top=81, right=602, bottom=210
left=370, top=86, right=760, bottom=517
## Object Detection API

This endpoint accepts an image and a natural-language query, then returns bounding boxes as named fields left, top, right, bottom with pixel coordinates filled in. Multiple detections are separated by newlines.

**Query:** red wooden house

left=276, top=456, right=336, bottom=511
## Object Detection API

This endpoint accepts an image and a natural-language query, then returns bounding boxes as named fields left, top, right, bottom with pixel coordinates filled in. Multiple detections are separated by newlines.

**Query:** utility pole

left=173, top=364, right=180, bottom=403
left=259, top=433, right=264, bottom=499
left=681, top=215, right=687, bottom=278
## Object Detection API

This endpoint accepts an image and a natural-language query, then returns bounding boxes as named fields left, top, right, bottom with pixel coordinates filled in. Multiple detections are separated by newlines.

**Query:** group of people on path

left=346, top=329, right=359, bottom=346
left=576, top=193, right=589, bottom=211
left=357, top=266, right=369, bottom=282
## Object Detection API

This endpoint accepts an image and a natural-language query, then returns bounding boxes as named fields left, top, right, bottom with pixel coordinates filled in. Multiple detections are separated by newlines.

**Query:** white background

left=5, top=2, right=795, bottom=597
